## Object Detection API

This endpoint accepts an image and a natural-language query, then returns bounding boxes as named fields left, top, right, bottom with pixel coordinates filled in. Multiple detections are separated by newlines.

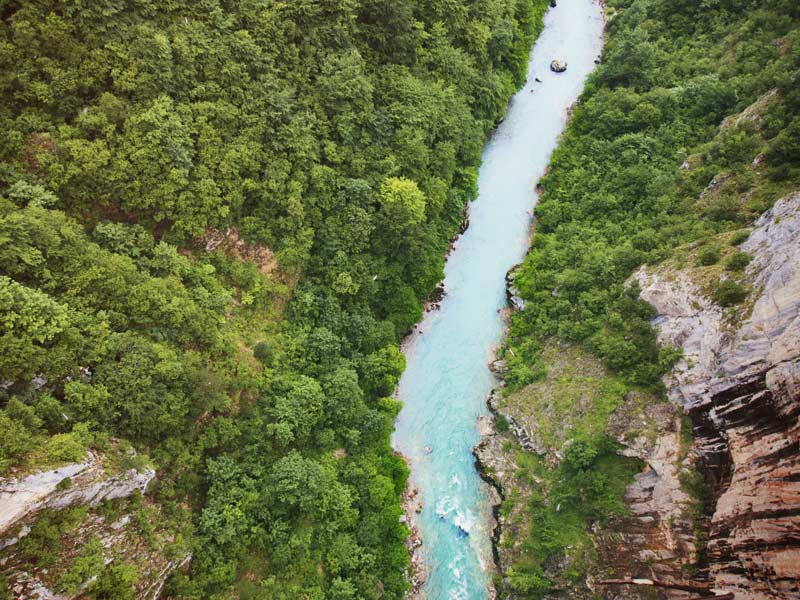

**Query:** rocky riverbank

left=399, top=454, right=427, bottom=599
left=477, top=191, right=800, bottom=599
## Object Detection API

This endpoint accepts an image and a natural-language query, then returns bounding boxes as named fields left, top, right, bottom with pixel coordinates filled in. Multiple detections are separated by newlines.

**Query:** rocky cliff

left=632, top=191, right=800, bottom=599
left=477, top=191, right=800, bottom=599
left=0, top=450, right=155, bottom=537
left=0, top=451, right=188, bottom=599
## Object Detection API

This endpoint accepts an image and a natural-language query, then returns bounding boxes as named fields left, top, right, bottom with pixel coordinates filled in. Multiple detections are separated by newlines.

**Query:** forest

left=4, top=0, right=799, bottom=597
left=499, top=0, right=800, bottom=595
left=0, top=0, right=550, bottom=597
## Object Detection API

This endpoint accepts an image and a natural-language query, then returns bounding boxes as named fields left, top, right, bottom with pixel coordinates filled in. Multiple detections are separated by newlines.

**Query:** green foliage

left=252, top=341, right=274, bottom=365
left=713, top=279, right=750, bottom=306
left=726, top=251, right=751, bottom=271
left=507, top=0, right=800, bottom=390
left=0, top=408, right=40, bottom=471
left=507, top=438, right=642, bottom=597
left=697, top=245, right=721, bottom=266
left=378, top=178, right=427, bottom=229
left=502, top=0, right=800, bottom=595
left=729, top=229, right=751, bottom=245
left=17, top=507, right=88, bottom=569
left=0, top=0, right=557, bottom=594
left=89, top=563, right=140, bottom=600
left=43, top=432, right=87, bottom=464
left=58, top=537, right=105, bottom=594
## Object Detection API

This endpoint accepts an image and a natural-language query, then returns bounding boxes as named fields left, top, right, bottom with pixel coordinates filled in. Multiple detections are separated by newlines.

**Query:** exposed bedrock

left=633, top=191, right=800, bottom=600
left=0, top=450, right=155, bottom=537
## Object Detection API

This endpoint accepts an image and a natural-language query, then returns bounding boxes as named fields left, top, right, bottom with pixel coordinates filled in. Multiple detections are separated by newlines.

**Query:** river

left=391, top=1, right=605, bottom=598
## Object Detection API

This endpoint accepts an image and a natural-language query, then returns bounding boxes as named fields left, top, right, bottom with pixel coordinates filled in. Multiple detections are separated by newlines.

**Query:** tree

left=377, top=178, right=427, bottom=232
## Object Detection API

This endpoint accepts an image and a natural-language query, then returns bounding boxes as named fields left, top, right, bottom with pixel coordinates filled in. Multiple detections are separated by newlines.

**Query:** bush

left=58, top=537, right=104, bottom=594
left=89, top=563, right=139, bottom=600
left=713, top=279, right=749, bottom=306
left=494, top=414, right=510, bottom=433
left=56, top=477, right=73, bottom=490
left=43, top=433, right=87, bottom=465
left=252, top=341, right=274, bottom=365
left=697, top=245, right=721, bottom=266
left=0, top=412, right=39, bottom=471
left=729, top=229, right=751, bottom=245
left=725, top=251, right=751, bottom=271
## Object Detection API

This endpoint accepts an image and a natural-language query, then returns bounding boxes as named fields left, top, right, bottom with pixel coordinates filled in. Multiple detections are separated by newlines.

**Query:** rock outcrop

left=602, top=397, right=698, bottom=585
left=0, top=450, right=174, bottom=599
left=633, top=191, right=800, bottom=599
left=0, top=450, right=155, bottom=536
left=480, top=192, right=800, bottom=599
left=505, top=266, right=526, bottom=311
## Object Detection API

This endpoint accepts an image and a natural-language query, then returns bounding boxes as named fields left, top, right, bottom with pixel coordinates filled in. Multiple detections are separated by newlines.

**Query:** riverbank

left=400, top=454, right=428, bottom=600
left=393, top=1, right=606, bottom=597
left=479, top=0, right=800, bottom=597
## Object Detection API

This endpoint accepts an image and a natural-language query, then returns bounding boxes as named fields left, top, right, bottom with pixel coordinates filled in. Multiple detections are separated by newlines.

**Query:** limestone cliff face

left=633, top=191, right=800, bottom=599
left=0, top=450, right=155, bottom=536
left=478, top=192, right=800, bottom=599
left=0, top=452, right=188, bottom=599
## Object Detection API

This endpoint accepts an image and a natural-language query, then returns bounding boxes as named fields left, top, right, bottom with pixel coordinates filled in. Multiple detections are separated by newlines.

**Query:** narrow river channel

left=391, top=1, right=605, bottom=598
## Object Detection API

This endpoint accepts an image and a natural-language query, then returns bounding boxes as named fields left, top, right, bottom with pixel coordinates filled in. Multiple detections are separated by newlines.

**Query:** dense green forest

left=498, top=0, right=800, bottom=595
left=0, top=0, right=550, bottom=597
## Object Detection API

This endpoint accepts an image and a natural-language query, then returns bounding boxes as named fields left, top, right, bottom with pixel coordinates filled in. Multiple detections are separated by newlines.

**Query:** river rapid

left=391, top=1, right=605, bottom=598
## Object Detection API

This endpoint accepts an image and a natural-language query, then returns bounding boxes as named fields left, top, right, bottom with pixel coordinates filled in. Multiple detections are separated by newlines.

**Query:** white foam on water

left=436, top=495, right=457, bottom=517
left=392, top=2, right=606, bottom=597
left=454, top=510, right=476, bottom=533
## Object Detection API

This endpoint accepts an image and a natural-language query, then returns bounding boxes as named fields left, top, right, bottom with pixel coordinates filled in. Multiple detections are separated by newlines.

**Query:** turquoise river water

left=391, top=1, right=605, bottom=598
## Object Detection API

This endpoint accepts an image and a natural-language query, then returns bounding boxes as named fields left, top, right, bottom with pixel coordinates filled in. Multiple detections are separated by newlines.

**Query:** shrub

left=252, top=341, right=274, bottom=365
left=43, top=433, right=87, bottom=465
left=697, top=245, right=721, bottom=266
left=713, top=279, right=749, bottom=306
left=729, top=229, right=751, bottom=245
left=0, top=412, right=39, bottom=471
left=58, top=537, right=104, bottom=594
left=494, top=414, right=510, bottom=433
left=725, top=251, right=751, bottom=271
left=89, top=563, right=139, bottom=600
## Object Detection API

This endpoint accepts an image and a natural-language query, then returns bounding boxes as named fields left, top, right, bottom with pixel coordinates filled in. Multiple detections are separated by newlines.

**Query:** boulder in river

left=550, top=0, right=557, bottom=6
left=550, top=60, right=567, bottom=73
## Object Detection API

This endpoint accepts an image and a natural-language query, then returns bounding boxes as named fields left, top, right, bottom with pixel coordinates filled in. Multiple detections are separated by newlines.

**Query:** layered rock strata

left=0, top=451, right=155, bottom=536
left=633, top=191, right=800, bottom=599
left=478, top=192, right=800, bottom=599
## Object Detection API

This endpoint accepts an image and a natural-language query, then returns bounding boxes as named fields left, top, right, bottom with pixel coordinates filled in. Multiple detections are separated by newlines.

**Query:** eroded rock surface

left=633, top=191, right=800, bottom=599
left=0, top=451, right=155, bottom=536
left=474, top=411, right=530, bottom=582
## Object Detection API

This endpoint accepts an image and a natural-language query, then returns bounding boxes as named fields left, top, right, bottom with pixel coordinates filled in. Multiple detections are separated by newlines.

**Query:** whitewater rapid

left=392, top=1, right=605, bottom=598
